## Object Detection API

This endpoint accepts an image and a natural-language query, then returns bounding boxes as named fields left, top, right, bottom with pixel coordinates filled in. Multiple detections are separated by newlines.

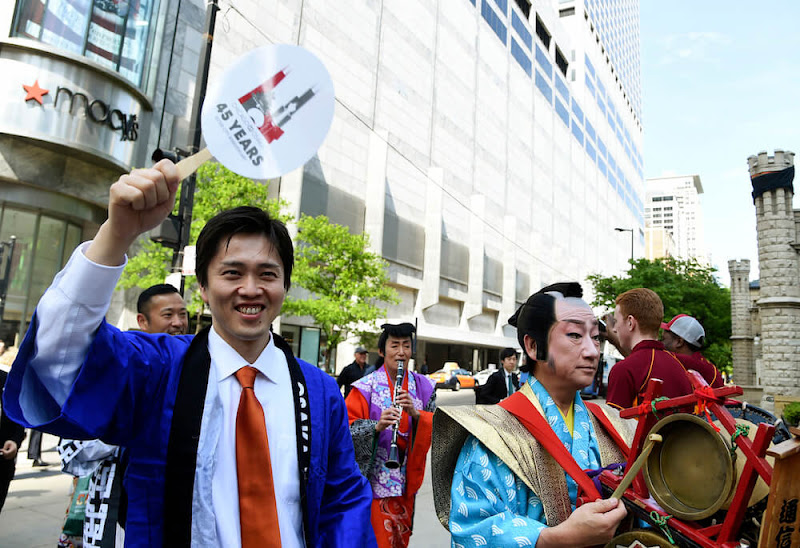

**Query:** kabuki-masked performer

left=3, top=161, right=374, bottom=548
left=431, top=283, right=634, bottom=547
left=345, top=322, right=436, bottom=548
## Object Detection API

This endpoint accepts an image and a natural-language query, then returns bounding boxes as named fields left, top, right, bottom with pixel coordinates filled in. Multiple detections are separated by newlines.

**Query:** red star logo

left=23, top=80, right=49, bottom=105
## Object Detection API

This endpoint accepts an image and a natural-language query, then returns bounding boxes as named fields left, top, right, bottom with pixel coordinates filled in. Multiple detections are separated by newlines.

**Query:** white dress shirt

left=23, top=242, right=303, bottom=547
left=505, top=371, right=516, bottom=396
left=209, top=327, right=303, bottom=547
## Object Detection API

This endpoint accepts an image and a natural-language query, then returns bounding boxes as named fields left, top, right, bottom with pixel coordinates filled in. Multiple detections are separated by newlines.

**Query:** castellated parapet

left=745, top=149, right=800, bottom=412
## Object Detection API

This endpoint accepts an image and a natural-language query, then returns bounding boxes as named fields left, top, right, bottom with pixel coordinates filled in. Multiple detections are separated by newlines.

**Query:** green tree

left=282, top=214, right=399, bottom=373
left=120, top=162, right=288, bottom=320
left=586, top=257, right=732, bottom=374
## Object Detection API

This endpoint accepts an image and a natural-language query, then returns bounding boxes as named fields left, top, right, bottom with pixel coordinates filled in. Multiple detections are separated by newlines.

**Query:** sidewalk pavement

left=0, top=431, right=450, bottom=547
left=0, top=432, right=72, bottom=548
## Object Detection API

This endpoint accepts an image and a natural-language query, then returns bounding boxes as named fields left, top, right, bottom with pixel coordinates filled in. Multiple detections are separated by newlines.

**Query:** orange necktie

left=235, top=366, right=282, bottom=547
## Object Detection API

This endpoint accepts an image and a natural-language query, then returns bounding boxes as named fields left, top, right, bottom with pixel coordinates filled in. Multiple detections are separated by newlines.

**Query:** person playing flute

left=345, top=322, right=436, bottom=548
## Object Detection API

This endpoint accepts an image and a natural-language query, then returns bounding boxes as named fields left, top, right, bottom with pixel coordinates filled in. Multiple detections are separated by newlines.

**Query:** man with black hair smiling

left=3, top=161, right=374, bottom=547
left=346, top=322, right=436, bottom=548
left=432, top=283, right=633, bottom=547
left=136, top=283, right=189, bottom=335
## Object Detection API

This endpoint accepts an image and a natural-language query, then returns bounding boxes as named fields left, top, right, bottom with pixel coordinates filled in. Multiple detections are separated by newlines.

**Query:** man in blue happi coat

left=3, top=160, right=375, bottom=547
left=431, top=283, right=635, bottom=547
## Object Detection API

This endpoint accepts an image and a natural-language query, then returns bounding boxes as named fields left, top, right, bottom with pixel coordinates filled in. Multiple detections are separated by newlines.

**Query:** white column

left=497, top=214, right=517, bottom=335
left=364, top=130, right=389, bottom=253
left=417, top=167, right=443, bottom=313
left=462, top=194, right=485, bottom=324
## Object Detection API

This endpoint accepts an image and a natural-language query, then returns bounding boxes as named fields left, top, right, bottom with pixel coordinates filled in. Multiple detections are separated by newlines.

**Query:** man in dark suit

left=476, top=348, right=519, bottom=404
left=337, top=346, right=371, bottom=398
left=0, top=364, right=26, bottom=513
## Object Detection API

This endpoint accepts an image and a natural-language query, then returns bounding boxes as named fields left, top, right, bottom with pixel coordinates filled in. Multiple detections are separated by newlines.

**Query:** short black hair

left=509, top=282, right=584, bottom=371
left=499, top=347, right=517, bottom=361
left=195, top=206, right=293, bottom=290
left=137, top=284, right=180, bottom=314
left=378, top=322, right=416, bottom=353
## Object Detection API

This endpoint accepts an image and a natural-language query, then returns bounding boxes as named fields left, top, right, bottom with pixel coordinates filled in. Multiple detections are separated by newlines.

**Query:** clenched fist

left=86, top=160, right=180, bottom=266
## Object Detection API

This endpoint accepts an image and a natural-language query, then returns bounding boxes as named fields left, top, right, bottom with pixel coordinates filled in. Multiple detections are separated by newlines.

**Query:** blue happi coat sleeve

left=3, top=242, right=190, bottom=445
left=5, top=315, right=190, bottom=446
left=450, top=435, right=546, bottom=547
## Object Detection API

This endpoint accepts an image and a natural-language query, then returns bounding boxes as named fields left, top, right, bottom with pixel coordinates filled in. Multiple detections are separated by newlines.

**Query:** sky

left=639, top=1, right=800, bottom=286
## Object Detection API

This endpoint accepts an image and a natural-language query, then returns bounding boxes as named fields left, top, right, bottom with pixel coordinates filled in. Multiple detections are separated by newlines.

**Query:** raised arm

left=4, top=162, right=180, bottom=424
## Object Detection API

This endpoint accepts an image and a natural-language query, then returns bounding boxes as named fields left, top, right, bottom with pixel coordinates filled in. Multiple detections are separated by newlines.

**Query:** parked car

left=429, top=368, right=476, bottom=391
left=472, top=367, right=497, bottom=386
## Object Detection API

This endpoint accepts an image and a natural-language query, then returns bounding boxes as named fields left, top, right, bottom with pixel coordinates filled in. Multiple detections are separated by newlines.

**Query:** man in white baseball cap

left=661, top=314, right=724, bottom=388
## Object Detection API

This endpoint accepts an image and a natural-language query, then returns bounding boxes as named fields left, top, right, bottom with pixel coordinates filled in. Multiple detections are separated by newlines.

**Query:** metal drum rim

left=643, top=413, right=735, bottom=521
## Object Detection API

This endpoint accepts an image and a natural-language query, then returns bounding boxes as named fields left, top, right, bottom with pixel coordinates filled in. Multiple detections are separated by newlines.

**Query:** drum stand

left=596, top=372, right=775, bottom=547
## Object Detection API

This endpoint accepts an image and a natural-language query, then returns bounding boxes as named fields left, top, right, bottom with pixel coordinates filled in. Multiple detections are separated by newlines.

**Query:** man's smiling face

left=200, top=233, right=286, bottom=361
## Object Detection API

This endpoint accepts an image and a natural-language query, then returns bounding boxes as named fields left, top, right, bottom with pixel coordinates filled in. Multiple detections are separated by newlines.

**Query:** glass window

left=300, top=327, right=321, bottom=367
left=511, top=39, right=531, bottom=76
left=534, top=70, right=552, bottom=102
left=13, top=0, right=162, bottom=87
left=281, top=324, right=301, bottom=358
left=0, top=205, right=85, bottom=342
left=515, top=270, right=529, bottom=303
left=511, top=11, right=531, bottom=49
left=62, top=223, right=82, bottom=268
left=440, top=238, right=469, bottom=285
left=0, top=208, right=37, bottom=301
left=481, top=0, right=507, bottom=44
left=555, top=98, right=569, bottom=127
left=483, top=255, right=502, bottom=295
left=29, top=216, right=67, bottom=309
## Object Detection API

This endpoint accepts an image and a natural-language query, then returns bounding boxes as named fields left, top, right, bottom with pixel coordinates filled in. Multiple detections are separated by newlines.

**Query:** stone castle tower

left=727, top=259, right=755, bottom=387
left=731, top=150, right=800, bottom=412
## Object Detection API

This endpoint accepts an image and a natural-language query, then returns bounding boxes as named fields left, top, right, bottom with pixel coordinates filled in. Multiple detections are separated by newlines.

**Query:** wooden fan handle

left=175, top=148, right=213, bottom=180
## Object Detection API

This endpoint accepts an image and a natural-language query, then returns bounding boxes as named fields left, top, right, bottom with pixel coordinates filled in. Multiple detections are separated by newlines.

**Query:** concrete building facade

left=644, top=226, right=676, bottom=260
left=730, top=150, right=800, bottom=413
left=0, top=0, right=644, bottom=374
left=644, top=174, right=708, bottom=262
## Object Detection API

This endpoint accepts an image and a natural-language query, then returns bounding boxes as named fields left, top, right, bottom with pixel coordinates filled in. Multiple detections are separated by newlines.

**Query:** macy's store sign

left=22, top=78, right=138, bottom=141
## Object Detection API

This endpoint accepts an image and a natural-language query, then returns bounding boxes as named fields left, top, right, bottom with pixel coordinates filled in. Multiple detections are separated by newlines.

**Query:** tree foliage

left=586, top=257, right=732, bottom=373
left=282, top=214, right=399, bottom=373
left=119, top=162, right=288, bottom=317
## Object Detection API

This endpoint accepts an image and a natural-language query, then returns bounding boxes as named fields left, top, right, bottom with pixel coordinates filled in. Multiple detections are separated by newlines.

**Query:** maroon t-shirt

left=606, top=339, right=693, bottom=410
left=676, top=351, right=724, bottom=388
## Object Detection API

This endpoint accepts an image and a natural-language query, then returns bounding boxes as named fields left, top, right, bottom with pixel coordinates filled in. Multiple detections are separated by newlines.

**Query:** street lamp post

left=150, top=0, right=219, bottom=295
left=614, top=227, right=634, bottom=264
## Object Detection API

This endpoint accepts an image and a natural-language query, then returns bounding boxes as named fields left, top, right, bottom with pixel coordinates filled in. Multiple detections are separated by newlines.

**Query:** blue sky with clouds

left=639, top=2, right=800, bottom=285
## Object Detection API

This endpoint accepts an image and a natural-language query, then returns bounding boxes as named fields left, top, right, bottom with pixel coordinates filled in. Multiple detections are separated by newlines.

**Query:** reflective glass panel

left=14, top=0, right=162, bottom=87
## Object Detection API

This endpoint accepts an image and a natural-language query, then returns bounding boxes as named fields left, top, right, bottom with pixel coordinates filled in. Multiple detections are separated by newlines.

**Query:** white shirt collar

left=208, top=326, right=279, bottom=384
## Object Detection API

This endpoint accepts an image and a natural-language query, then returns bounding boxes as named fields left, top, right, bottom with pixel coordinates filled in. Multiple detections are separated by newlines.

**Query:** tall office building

left=584, top=0, right=642, bottom=122
left=644, top=175, right=708, bottom=263
left=0, top=0, right=644, bottom=372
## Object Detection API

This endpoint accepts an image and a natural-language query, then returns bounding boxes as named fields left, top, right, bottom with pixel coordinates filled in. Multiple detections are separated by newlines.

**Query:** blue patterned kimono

left=449, top=377, right=603, bottom=547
